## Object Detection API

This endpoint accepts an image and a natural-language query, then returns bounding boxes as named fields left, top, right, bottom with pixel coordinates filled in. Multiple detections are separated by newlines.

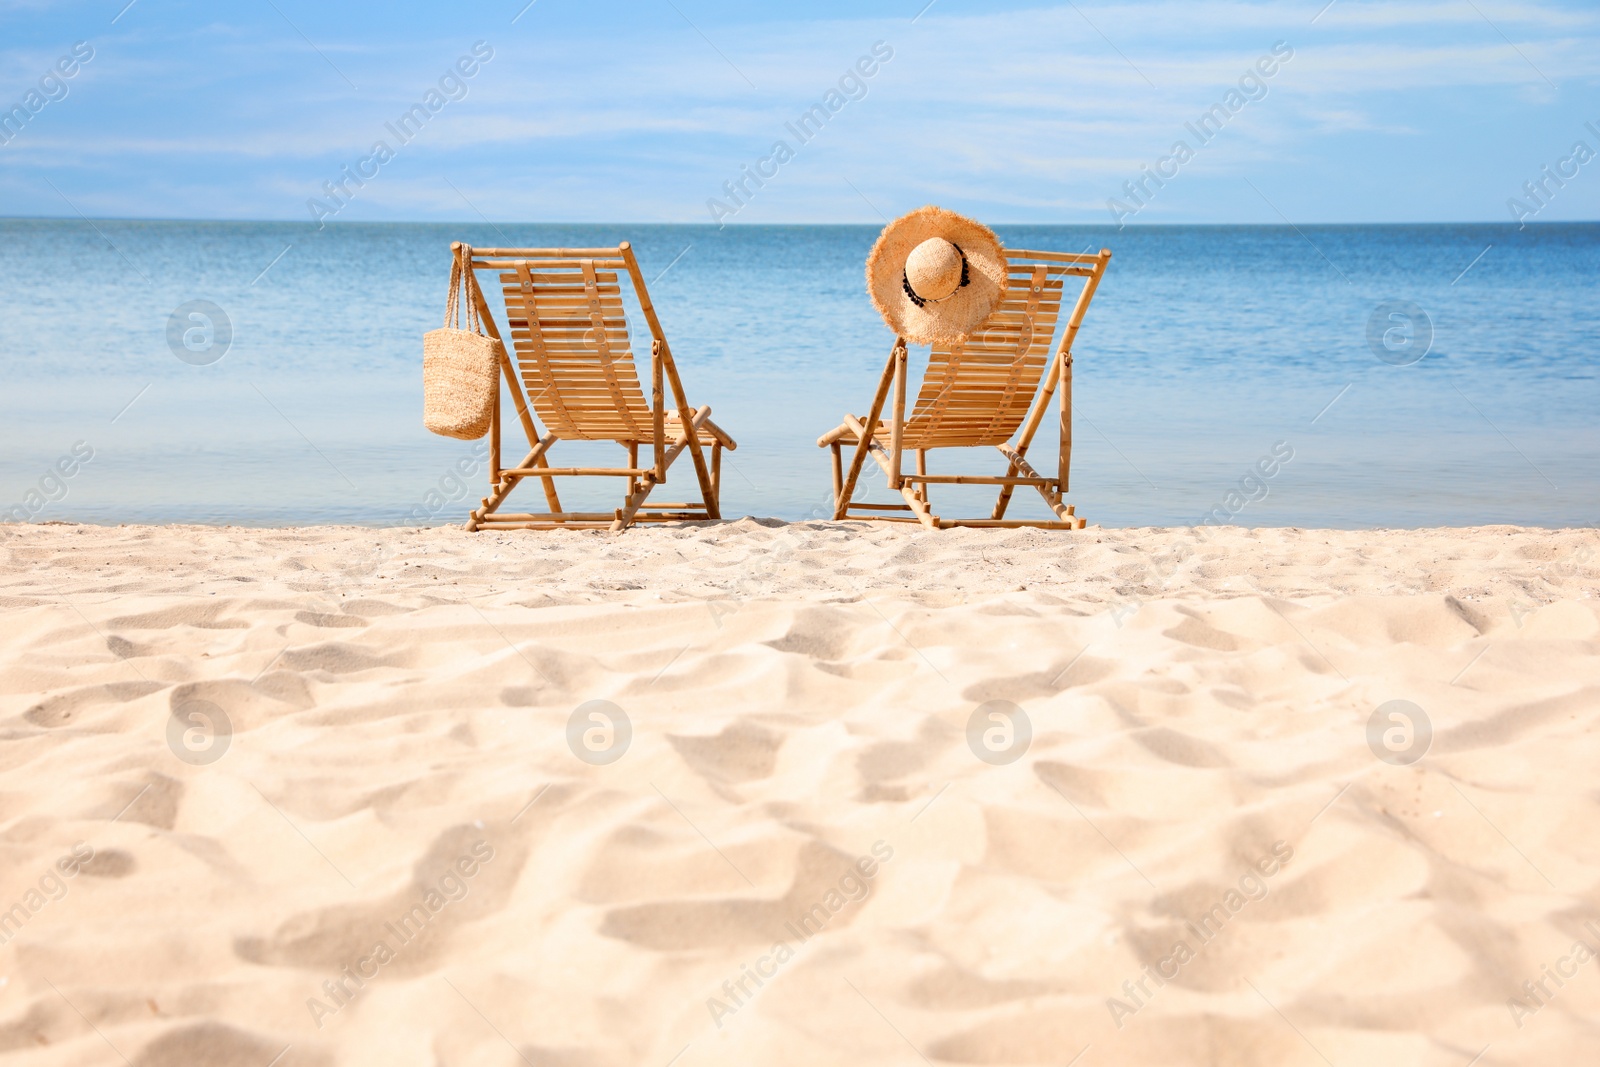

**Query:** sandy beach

left=2, top=520, right=1598, bottom=1066
left=6, top=1, right=1598, bottom=1064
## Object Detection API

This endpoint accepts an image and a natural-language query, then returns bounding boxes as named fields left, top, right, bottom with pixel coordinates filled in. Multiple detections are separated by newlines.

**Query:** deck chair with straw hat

left=453, top=242, right=736, bottom=532
left=817, top=207, right=1110, bottom=530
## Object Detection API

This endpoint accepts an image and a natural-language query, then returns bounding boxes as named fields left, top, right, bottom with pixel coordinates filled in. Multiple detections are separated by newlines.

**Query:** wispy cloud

left=2, top=0, right=1596, bottom=223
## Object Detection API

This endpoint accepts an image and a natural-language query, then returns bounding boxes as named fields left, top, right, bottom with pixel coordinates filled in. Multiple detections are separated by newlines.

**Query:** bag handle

left=444, top=244, right=484, bottom=334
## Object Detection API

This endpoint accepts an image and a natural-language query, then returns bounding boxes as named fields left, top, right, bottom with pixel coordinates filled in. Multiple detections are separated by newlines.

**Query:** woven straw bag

left=423, top=246, right=501, bottom=440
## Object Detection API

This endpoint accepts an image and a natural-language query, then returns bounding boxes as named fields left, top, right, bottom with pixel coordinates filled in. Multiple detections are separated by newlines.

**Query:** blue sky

left=1, top=0, right=1598, bottom=224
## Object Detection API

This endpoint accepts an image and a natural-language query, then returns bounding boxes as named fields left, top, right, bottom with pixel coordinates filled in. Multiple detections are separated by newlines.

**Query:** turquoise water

left=0, top=220, right=1595, bottom=528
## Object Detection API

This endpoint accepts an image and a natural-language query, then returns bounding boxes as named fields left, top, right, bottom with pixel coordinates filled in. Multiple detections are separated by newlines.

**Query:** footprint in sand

left=167, top=677, right=314, bottom=734
left=235, top=823, right=525, bottom=978
left=910, top=961, right=1056, bottom=1010
left=1162, top=611, right=1244, bottom=652
left=79, top=848, right=138, bottom=878
left=131, top=1022, right=325, bottom=1067
left=600, top=839, right=879, bottom=951
left=293, top=610, right=369, bottom=629
left=106, top=634, right=153, bottom=659
left=339, top=599, right=413, bottom=618
left=279, top=642, right=409, bottom=675
left=108, top=773, right=185, bottom=831
left=762, top=607, right=863, bottom=662
left=668, top=720, right=783, bottom=787
left=856, top=715, right=954, bottom=789
left=24, top=680, right=166, bottom=728
left=960, top=653, right=1115, bottom=704
left=107, top=604, right=247, bottom=631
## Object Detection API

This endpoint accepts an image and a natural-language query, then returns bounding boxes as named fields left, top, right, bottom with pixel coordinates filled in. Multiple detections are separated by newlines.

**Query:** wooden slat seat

left=903, top=264, right=1065, bottom=450
left=498, top=264, right=724, bottom=447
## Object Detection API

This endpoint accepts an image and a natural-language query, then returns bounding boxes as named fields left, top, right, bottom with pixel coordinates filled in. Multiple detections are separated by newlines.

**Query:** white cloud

left=4, top=0, right=1597, bottom=221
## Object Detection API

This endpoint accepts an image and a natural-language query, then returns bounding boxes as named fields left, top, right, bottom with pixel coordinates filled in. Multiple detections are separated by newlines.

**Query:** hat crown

left=905, top=238, right=964, bottom=302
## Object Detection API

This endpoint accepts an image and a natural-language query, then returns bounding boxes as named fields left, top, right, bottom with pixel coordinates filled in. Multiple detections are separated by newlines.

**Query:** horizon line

left=0, top=216, right=1594, bottom=228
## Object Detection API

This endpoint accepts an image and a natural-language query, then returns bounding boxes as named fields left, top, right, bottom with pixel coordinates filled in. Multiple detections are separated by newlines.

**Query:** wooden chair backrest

left=902, top=250, right=1099, bottom=450
left=495, top=251, right=656, bottom=442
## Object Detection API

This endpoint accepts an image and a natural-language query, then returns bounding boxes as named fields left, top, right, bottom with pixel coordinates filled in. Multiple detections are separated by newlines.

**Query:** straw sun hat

left=866, top=206, right=1008, bottom=346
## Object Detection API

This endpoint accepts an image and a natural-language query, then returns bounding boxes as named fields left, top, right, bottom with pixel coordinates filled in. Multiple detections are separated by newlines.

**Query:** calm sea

left=1, top=220, right=1595, bottom=529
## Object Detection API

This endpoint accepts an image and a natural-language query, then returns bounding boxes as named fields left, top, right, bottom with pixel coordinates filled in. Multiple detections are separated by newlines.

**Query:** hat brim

left=866, top=206, right=1008, bottom=346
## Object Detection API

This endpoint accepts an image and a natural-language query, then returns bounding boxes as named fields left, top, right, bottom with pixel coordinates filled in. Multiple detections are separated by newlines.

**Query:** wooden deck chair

left=456, top=242, right=736, bottom=532
left=817, top=247, right=1110, bottom=530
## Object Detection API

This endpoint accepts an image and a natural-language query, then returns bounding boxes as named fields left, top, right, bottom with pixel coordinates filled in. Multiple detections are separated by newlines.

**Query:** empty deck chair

left=818, top=247, right=1111, bottom=529
left=455, top=242, right=736, bottom=531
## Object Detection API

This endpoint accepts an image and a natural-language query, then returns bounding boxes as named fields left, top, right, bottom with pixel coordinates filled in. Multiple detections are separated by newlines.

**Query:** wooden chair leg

left=665, top=395, right=717, bottom=520
left=900, top=479, right=940, bottom=529
left=467, top=437, right=556, bottom=530
left=992, top=479, right=1017, bottom=520
left=612, top=477, right=657, bottom=532
left=711, top=442, right=722, bottom=508
left=1030, top=481, right=1084, bottom=528
left=613, top=415, right=714, bottom=531
left=997, top=443, right=1085, bottom=528
left=836, top=341, right=902, bottom=519
left=843, top=415, right=940, bottom=530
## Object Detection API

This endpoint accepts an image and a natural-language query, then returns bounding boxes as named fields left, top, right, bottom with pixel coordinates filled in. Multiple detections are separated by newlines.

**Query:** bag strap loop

left=444, top=250, right=461, bottom=330
left=444, top=244, right=483, bottom=334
